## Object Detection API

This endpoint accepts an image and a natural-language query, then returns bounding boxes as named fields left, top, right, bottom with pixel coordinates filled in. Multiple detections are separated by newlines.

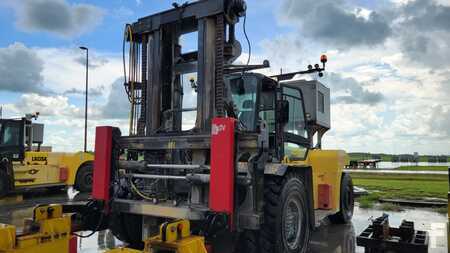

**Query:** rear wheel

left=258, top=172, right=311, bottom=253
left=0, top=170, right=9, bottom=198
left=330, top=173, right=354, bottom=224
left=75, top=164, right=93, bottom=193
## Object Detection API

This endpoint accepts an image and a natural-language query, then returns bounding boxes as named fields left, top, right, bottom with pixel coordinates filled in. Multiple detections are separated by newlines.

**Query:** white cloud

left=2, top=93, right=130, bottom=152
left=35, top=47, right=123, bottom=94
left=0, top=43, right=128, bottom=152
left=247, top=0, right=450, bottom=155
left=3, top=0, right=105, bottom=38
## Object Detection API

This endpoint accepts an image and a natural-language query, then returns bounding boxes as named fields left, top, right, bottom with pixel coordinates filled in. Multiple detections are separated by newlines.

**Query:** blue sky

left=0, top=0, right=449, bottom=155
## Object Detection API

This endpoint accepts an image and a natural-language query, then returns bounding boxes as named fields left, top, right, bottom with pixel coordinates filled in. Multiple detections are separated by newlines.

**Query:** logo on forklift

left=211, top=124, right=226, bottom=135
left=32, top=156, right=47, bottom=162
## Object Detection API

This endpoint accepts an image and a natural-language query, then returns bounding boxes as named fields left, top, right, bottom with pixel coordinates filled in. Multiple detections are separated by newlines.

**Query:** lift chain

left=215, top=14, right=225, bottom=117
left=138, top=35, right=148, bottom=136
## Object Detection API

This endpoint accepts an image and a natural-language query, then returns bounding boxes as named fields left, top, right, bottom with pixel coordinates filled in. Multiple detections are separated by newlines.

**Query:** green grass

left=352, top=173, right=448, bottom=210
left=394, top=165, right=448, bottom=171
left=358, top=193, right=383, bottom=209
left=351, top=173, right=447, bottom=182
left=353, top=178, right=447, bottom=199
left=348, top=153, right=450, bottom=162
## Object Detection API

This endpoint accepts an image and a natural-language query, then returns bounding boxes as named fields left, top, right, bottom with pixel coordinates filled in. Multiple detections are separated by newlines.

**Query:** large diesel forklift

left=0, top=113, right=94, bottom=197
left=0, top=1, right=353, bottom=253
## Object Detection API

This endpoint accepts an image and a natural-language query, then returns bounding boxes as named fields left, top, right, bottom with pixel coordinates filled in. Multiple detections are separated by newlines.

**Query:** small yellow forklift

left=0, top=113, right=94, bottom=197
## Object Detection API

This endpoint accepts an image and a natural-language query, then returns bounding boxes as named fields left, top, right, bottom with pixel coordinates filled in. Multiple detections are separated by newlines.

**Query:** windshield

left=0, top=122, right=21, bottom=146
left=227, top=76, right=258, bottom=130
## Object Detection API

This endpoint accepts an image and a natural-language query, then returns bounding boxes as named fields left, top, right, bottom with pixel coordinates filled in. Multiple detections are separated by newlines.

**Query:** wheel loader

left=0, top=1, right=354, bottom=252
left=0, top=113, right=94, bottom=197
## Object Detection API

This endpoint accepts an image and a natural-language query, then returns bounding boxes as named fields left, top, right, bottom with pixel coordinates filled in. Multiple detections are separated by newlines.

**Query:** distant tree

left=392, top=155, right=400, bottom=162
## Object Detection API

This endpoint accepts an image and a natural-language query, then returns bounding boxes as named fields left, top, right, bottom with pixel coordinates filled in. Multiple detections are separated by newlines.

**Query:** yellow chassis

left=284, top=149, right=348, bottom=212
left=0, top=205, right=73, bottom=253
left=12, top=151, right=93, bottom=190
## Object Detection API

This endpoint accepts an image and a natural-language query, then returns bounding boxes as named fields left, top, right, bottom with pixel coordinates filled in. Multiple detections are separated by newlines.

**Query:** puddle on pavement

left=1, top=194, right=447, bottom=253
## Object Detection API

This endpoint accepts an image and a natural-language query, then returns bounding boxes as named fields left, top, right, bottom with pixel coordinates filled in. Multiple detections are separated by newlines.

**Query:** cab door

left=281, top=85, right=310, bottom=161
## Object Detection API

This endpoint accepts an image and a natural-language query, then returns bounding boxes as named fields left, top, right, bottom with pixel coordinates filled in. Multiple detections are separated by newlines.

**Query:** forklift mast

left=124, top=0, right=246, bottom=135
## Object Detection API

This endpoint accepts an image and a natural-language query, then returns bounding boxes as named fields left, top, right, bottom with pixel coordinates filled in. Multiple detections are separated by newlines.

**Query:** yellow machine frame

left=0, top=205, right=73, bottom=253
left=106, top=220, right=207, bottom=253
left=0, top=205, right=206, bottom=253
left=284, top=149, right=348, bottom=212
left=12, top=151, right=94, bottom=189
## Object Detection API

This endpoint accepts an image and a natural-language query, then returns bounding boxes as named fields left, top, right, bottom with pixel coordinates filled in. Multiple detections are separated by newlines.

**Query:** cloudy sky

left=0, top=0, right=449, bottom=155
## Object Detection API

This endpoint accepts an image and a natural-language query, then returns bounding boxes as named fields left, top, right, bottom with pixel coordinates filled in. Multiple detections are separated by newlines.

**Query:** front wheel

left=330, top=173, right=354, bottom=224
left=260, top=173, right=311, bottom=253
left=75, top=164, right=93, bottom=193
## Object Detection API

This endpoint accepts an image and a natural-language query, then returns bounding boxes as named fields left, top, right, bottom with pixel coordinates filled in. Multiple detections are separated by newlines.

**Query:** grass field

left=394, top=165, right=448, bottom=171
left=351, top=172, right=448, bottom=209
left=348, top=153, right=450, bottom=162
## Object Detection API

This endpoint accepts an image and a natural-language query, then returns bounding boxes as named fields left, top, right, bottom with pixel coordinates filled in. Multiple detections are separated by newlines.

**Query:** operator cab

left=0, top=119, right=25, bottom=161
left=225, top=72, right=310, bottom=161
left=0, top=114, right=44, bottom=161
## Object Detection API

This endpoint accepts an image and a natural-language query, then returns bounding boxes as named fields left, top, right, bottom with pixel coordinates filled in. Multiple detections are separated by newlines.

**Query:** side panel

left=92, top=126, right=113, bottom=201
left=13, top=151, right=94, bottom=188
left=209, top=118, right=236, bottom=216
left=13, top=152, right=56, bottom=187
left=307, top=150, right=348, bottom=211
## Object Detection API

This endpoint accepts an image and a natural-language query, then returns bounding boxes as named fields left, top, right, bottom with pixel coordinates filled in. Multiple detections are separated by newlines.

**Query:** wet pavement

left=0, top=192, right=447, bottom=253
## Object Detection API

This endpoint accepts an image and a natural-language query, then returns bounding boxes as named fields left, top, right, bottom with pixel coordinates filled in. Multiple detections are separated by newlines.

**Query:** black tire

left=330, top=173, right=354, bottom=224
left=109, top=213, right=144, bottom=249
left=0, top=170, right=9, bottom=198
left=75, top=163, right=93, bottom=193
left=254, top=173, right=311, bottom=253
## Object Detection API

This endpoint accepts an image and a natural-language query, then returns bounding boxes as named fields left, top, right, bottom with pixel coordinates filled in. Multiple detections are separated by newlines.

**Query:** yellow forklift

left=0, top=113, right=94, bottom=197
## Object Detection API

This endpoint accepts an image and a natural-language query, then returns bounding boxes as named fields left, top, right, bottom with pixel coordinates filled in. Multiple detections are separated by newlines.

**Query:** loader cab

left=225, top=73, right=310, bottom=161
left=0, top=119, right=25, bottom=161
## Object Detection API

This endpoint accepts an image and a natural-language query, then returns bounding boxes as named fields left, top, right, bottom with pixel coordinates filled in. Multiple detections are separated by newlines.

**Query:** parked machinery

left=0, top=113, right=94, bottom=197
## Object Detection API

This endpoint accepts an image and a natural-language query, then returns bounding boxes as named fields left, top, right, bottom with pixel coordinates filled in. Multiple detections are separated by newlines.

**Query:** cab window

left=284, top=142, right=307, bottom=160
left=282, top=87, right=307, bottom=138
left=228, top=76, right=258, bottom=131
left=259, top=89, right=275, bottom=133
left=1, top=123, right=21, bottom=146
left=282, top=86, right=308, bottom=160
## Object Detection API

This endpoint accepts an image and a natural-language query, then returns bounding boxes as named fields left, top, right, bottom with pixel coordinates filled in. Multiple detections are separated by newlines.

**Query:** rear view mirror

left=277, top=100, right=289, bottom=124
